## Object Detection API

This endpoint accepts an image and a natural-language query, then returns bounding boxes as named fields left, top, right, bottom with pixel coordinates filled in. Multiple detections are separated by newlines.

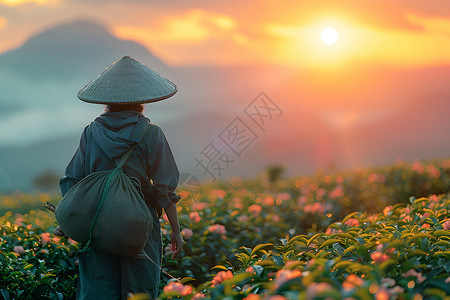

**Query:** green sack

left=55, top=124, right=153, bottom=257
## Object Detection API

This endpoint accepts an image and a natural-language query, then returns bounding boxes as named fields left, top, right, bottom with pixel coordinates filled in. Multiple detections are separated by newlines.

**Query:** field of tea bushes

left=1, top=158, right=449, bottom=299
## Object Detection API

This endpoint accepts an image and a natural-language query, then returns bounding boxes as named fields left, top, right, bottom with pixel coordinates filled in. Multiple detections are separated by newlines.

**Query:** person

left=57, top=56, right=184, bottom=299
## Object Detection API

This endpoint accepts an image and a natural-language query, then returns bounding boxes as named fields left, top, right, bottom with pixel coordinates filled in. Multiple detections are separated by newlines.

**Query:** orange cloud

left=113, top=9, right=251, bottom=65
left=114, top=9, right=238, bottom=43
left=0, top=17, right=6, bottom=30
left=0, top=0, right=57, bottom=5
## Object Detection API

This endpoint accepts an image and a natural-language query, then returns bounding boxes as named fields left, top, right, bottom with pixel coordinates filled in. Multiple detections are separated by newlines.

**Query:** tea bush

left=0, top=158, right=449, bottom=299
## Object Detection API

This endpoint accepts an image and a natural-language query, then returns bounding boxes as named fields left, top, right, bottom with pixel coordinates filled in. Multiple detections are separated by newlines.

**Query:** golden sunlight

left=0, top=0, right=55, bottom=5
left=321, top=27, right=339, bottom=45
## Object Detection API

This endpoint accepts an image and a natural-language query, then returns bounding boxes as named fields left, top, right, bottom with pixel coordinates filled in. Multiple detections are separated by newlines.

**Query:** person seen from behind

left=55, top=56, right=184, bottom=299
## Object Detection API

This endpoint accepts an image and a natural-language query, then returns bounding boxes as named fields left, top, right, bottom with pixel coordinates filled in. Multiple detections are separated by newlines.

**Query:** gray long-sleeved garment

left=60, top=110, right=180, bottom=209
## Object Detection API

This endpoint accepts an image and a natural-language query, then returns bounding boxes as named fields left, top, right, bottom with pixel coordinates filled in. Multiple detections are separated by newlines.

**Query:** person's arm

left=147, top=125, right=184, bottom=258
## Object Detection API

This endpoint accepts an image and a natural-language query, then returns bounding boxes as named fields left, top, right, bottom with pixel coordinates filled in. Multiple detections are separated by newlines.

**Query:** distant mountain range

left=0, top=19, right=449, bottom=192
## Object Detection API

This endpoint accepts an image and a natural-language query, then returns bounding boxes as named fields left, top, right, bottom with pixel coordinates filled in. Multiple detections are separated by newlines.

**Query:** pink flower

left=381, top=278, right=396, bottom=287
left=316, top=188, right=326, bottom=199
left=411, top=159, right=424, bottom=174
left=262, top=196, right=274, bottom=206
left=189, top=212, right=201, bottom=223
left=238, top=215, right=249, bottom=222
left=212, top=270, right=233, bottom=286
left=304, top=202, right=325, bottom=214
left=181, top=228, right=193, bottom=239
left=389, top=286, right=405, bottom=295
left=277, top=193, right=291, bottom=201
left=371, top=251, right=389, bottom=263
left=329, top=186, right=344, bottom=199
left=375, top=288, right=390, bottom=300
left=213, top=189, right=227, bottom=199
left=443, top=220, right=450, bottom=230
left=345, top=218, right=359, bottom=227
left=305, top=282, right=332, bottom=300
left=383, top=206, right=393, bottom=217
left=14, top=214, right=24, bottom=226
left=246, top=266, right=255, bottom=273
left=208, top=224, right=226, bottom=235
left=272, top=215, right=280, bottom=222
left=297, top=196, right=308, bottom=206
left=192, top=202, right=208, bottom=211
left=248, top=205, right=262, bottom=217
left=274, top=269, right=301, bottom=288
left=192, top=293, right=206, bottom=299
left=40, top=232, right=51, bottom=246
left=421, top=223, right=430, bottom=229
left=234, top=202, right=244, bottom=209
left=429, top=194, right=440, bottom=202
left=163, top=213, right=169, bottom=222
left=343, top=274, right=364, bottom=291
left=402, top=269, right=426, bottom=283
left=163, top=281, right=193, bottom=296
left=14, top=245, right=25, bottom=255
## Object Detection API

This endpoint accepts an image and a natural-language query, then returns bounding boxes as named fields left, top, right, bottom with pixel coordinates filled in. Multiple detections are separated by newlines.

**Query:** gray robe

left=60, top=110, right=180, bottom=299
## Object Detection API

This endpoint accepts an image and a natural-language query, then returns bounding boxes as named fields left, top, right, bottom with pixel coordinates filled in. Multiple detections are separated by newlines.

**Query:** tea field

left=1, top=158, right=449, bottom=299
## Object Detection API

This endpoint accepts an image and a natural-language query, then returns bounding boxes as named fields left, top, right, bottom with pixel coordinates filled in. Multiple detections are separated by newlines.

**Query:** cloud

left=0, top=16, right=6, bottom=29
left=0, top=0, right=58, bottom=6
left=114, top=9, right=238, bottom=43
left=112, top=9, right=253, bottom=65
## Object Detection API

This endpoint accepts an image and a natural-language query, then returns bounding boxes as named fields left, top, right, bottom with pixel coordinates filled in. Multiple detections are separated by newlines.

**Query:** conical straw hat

left=77, top=56, right=177, bottom=104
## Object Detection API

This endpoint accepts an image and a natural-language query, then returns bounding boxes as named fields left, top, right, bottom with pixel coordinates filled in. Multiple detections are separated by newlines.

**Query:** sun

left=321, top=27, right=339, bottom=45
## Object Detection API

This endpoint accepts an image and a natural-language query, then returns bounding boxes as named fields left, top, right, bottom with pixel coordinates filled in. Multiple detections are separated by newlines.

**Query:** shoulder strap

left=116, top=123, right=153, bottom=170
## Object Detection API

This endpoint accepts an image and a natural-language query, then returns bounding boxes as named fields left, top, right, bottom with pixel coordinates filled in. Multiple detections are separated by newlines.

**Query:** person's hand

left=170, top=230, right=184, bottom=259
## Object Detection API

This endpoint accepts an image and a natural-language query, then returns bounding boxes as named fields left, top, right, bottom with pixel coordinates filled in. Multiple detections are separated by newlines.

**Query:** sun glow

left=321, top=27, right=339, bottom=45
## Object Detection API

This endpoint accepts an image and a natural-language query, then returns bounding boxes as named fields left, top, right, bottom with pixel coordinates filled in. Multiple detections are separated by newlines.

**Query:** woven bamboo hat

left=77, top=56, right=177, bottom=104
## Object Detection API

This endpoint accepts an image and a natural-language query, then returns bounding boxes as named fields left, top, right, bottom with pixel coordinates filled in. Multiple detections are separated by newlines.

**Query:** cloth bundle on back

left=55, top=122, right=154, bottom=257
left=57, top=56, right=184, bottom=299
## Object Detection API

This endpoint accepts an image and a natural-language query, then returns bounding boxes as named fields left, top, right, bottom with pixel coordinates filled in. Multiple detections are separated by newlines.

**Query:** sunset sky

left=1, top=0, right=450, bottom=68
left=1, top=0, right=450, bottom=189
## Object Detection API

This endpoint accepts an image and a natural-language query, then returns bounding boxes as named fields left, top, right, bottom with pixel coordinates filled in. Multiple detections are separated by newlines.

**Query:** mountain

left=0, top=19, right=168, bottom=81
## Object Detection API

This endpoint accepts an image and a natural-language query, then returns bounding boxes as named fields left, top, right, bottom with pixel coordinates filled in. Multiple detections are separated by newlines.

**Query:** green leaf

left=319, top=239, right=341, bottom=249
left=239, top=246, right=251, bottom=255
left=251, top=264, right=264, bottom=277
left=307, top=233, right=322, bottom=247
left=211, top=265, right=229, bottom=271
left=1, top=290, right=10, bottom=300
left=180, top=277, right=195, bottom=284
left=433, top=230, right=450, bottom=238
left=255, top=259, right=274, bottom=267
left=334, top=260, right=353, bottom=269
left=342, top=212, right=359, bottom=225
left=343, top=246, right=356, bottom=255
left=250, top=243, right=273, bottom=256
left=222, top=272, right=251, bottom=286
left=379, top=259, right=396, bottom=275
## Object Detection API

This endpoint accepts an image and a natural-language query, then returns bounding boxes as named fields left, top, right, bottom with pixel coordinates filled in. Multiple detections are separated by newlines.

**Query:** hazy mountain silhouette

left=0, top=19, right=449, bottom=192
left=0, top=19, right=168, bottom=81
